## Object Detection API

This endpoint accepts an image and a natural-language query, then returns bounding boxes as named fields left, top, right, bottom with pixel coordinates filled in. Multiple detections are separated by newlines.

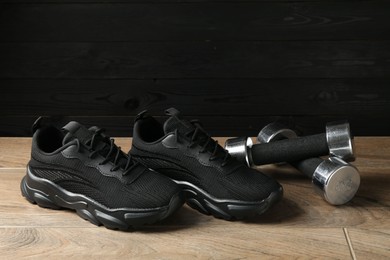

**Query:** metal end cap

left=224, top=137, right=253, bottom=167
left=257, top=122, right=298, bottom=143
left=312, top=157, right=360, bottom=205
left=326, top=121, right=355, bottom=161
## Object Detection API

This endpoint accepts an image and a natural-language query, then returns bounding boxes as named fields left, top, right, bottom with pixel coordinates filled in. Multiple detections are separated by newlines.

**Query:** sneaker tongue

left=62, top=121, right=93, bottom=145
left=163, top=108, right=194, bottom=134
left=163, top=108, right=229, bottom=163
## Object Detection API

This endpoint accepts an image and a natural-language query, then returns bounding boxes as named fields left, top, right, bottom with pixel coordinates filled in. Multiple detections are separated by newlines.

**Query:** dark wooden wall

left=1, top=0, right=390, bottom=137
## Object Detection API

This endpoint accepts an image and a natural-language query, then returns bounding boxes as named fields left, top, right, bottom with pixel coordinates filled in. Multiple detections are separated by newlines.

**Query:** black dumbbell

left=257, top=122, right=360, bottom=205
left=224, top=121, right=354, bottom=166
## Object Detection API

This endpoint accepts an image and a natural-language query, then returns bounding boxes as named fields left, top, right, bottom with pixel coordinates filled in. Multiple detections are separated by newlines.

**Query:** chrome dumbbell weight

left=225, top=121, right=354, bottom=166
left=257, top=122, right=360, bottom=205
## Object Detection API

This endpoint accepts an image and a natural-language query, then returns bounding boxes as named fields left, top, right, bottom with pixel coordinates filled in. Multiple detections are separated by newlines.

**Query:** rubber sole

left=21, top=167, right=184, bottom=230
left=174, top=180, right=283, bottom=220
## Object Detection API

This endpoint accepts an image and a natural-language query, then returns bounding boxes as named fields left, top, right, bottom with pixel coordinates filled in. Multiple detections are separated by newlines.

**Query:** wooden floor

left=0, top=137, right=389, bottom=259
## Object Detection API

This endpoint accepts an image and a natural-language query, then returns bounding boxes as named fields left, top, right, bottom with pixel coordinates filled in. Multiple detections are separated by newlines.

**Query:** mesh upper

left=29, top=124, right=181, bottom=209
left=131, top=113, right=282, bottom=202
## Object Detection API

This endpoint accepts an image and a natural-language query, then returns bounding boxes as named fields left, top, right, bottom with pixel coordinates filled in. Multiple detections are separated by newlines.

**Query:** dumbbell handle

left=291, top=158, right=323, bottom=179
left=251, top=133, right=328, bottom=165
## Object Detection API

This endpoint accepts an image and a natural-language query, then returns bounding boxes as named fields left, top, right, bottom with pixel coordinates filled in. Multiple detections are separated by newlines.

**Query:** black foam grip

left=291, top=158, right=323, bottom=178
left=251, top=133, right=328, bottom=165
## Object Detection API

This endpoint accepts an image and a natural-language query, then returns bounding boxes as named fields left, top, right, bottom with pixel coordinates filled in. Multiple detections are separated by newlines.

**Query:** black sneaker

left=21, top=118, right=184, bottom=230
left=130, top=108, right=283, bottom=220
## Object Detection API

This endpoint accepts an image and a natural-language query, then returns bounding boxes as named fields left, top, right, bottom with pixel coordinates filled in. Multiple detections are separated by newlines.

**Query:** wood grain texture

left=2, top=78, right=389, bottom=136
left=0, top=138, right=388, bottom=258
left=0, top=227, right=351, bottom=259
left=0, top=138, right=31, bottom=168
left=1, top=2, right=389, bottom=41
left=0, top=137, right=389, bottom=229
left=1, top=1, right=389, bottom=137
left=347, top=229, right=390, bottom=259
left=1, top=114, right=390, bottom=137
left=1, top=41, right=389, bottom=79
left=1, top=167, right=388, bottom=229
left=0, top=171, right=357, bottom=258
left=3, top=79, right=390, bottom=116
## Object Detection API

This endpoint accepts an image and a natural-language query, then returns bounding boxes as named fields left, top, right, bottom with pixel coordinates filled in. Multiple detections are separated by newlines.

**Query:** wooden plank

left=0, top=169, right=383, bottom=258
left=257, top=149, right=390, bottom=230
left=0, top=169, right=352, bottom=257
left=1, top=2, right=389, bottom=41
left=0, top=41, right=389, bottom=79
left=0, top=138, right=388, bottom=258
left=1, top=136, right=389, bottom=228
left=347, top=228, right=390, bottom=259
left=0, top=226, right=351, bottom=258
left=2, top=79, right=390, bottom=116
left=2, top=78, right=389, bottom=136
left=0, top=138, right=32, bottom=168
left=1, top=114, right=390, bottom=137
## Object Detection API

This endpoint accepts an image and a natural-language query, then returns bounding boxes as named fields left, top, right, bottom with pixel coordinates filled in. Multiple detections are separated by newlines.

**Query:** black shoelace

left=184, top=120, right=230, bottom=167
left=76, top=127, right=138, bottom=175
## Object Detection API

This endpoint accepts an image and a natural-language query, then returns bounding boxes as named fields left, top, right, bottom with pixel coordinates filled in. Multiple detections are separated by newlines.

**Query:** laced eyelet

left=79, top=127, right=135, bottom=175
left=183, top=119, right=231, bottom=168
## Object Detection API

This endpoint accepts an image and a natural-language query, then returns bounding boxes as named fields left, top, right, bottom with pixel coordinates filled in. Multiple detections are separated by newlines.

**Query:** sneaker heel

left=20, top=175, right=61, bottom=210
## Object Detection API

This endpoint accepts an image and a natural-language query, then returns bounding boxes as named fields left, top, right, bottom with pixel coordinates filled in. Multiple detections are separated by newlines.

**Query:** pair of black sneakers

left=21, top=108, right=283, bottom=230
